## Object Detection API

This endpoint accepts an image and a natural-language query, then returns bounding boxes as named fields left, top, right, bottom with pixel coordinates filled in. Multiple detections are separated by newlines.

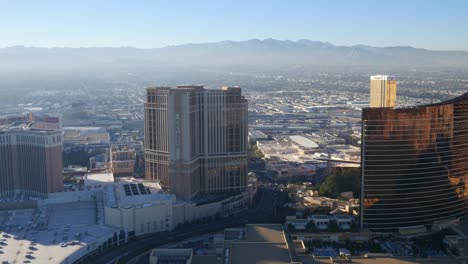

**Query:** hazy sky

left=1, top=0, right=467, bottom=50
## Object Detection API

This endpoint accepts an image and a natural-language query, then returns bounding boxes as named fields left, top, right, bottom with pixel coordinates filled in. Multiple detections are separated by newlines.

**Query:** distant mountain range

left=1, top=39, right=468, bottom=72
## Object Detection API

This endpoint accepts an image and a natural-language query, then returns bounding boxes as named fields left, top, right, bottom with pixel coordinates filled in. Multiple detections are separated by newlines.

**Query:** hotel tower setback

left=144, top=85, right=248, bottom=200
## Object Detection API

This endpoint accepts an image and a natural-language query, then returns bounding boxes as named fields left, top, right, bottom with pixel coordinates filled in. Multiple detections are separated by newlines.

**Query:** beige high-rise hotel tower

left=144, top=85, right=248, bottom=200
left=0, top=126, right=63, bottom=198
left=370, top=75, right=397, bottom=107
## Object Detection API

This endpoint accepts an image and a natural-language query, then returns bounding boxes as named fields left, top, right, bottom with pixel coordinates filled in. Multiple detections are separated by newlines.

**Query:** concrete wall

left=38, top=190, right=99, bottom=206
left=58, top=231, right=118, bottom=264
left=104, top=200, right=173, bottom=236
left=173, top=192, right=249, bottom=227
left=0, top=200, right=37, bottom=211
left=172, top=201, right=222, bottom=227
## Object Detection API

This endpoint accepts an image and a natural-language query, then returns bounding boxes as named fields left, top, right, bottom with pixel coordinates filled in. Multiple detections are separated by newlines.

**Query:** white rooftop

left=63, top=126, right=107, bottom=131
left=257, top=140, right=320, bottom=163
left=84, top=172, right=115, bottom=187
left=0, top=202, right=118, bottom=264
left=370, top=75, right=396, bottom=80
left=289, top=135, right=319, bottom=149
left=105, top=178, right=174, bottom=208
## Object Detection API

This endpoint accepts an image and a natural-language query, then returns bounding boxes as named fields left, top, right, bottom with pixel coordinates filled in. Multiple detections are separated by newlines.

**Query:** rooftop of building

left=365, top=91, right=468, bottom=110
left=63, top=126, right=110, bottom=144
left=333, top=214, right=352, bottom=220
left=110, top=144, right=136, bottom=151
left=290, top=135, right=319, bottom=149
left=0, top=120, right=31, bottom=130
left=177, top=84, right=205, bottom=89
left=0, top=202, right=118, bottom=264
left=229, top=242, right=292, bottom=264
left=0, top=121, right=61, bottom=134
left=0, top=111, right=30, bottom=119
left=228, top=224, right=296, bottom=264
left=299, top=255, right=455, bottom=264
left=0, top=173, right=176, bottom=264
left=147, top=85, right=244, bottom=93
left=248, top=129, right=268, bottom=139
left=150, top=248, right=192, bottom=264
left=63, top=126, right=107, bottom=131
left=370, top=75, right=396, bottom=81
left=245, top=224, right=285, bottom=243
left=105, top=178, right=174, bottom=208
left=84, top=172, right=115, bottom=187
left=224, top=228, right=244, bottom=241
left=149, top=248, right=218, bottom=264
left=63, top=165, right=88, bottom=173
left=191, top=255, right=218, bottom=264
left=311, top=215, right=330, bottom=220
left=257, top=141, right=315, bottom=163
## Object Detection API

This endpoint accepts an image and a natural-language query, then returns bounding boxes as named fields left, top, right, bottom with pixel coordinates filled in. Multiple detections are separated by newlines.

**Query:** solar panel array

left=123, top=183, right=151, bottom=196
left=123, top=184, right=131, bottom=196
left=137, top=183, right=147, bottom=194
left=130, top=184, right=138, bottom=195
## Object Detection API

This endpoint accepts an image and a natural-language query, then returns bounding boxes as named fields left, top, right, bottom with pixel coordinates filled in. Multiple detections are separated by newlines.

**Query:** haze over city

left=0, top=1, right=468, bottom=264
left=1, top=0, right=468, bottom=50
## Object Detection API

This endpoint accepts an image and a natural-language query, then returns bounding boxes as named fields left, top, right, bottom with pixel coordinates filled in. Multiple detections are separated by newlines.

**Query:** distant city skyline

left=1, top=0, right=467, bottom=51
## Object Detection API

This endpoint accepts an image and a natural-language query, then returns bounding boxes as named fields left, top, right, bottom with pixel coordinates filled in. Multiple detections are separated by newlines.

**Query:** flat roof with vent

left=229, top=224, right=294, bottom=264
left=105, top=178, right=174, bottom=208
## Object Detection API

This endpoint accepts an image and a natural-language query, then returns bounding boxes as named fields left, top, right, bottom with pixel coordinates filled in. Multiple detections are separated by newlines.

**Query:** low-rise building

left=290, top=135, right=319, bottom=154
left=333, top=214, right=353, bottom=230
left=309, top=215, right=330, bottom=230
left=443, top=221, right=468, bottom=258
left=90, top=153, right=108, bottom=170
left=287, top=214, right=354, bottom=232
left=104, top=179, right=174, bottom=237
left=63, top=126, right=110, bottom=145
left=109, top=144, right=136, bottom=176
left=1, top=171, right=253, bottom=264
left=248, top=129, right=269, bottom=143
left=149, top=249, right=193, bottom=264
left=286, top=216, right=308, bottom=231
left=84, top=171, right=114, bottom=189
left=227, top=224, right=295, bottom=264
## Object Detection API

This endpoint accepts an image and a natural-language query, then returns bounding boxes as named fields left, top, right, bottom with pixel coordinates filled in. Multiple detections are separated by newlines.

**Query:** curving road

left=81, top=188, right=284, bottom=264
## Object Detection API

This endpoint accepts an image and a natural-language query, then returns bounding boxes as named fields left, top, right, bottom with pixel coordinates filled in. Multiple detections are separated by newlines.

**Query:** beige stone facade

left=144, top=85, right=248, bottom=200
left=109, top=144, right=136, bottom=176
left=0, top=129, right=63, bottom=198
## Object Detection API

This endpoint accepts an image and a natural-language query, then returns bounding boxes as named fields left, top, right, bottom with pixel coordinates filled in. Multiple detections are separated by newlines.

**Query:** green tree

left=319, top=175, right=338, bottom=198
left=318, top=168, right=361, bottom=199
left=334, top=167, right=361, bottom=197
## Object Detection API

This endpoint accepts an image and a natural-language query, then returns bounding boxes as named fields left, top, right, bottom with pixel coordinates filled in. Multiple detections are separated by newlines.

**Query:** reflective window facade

left=361, top=93, right=468, bottom=231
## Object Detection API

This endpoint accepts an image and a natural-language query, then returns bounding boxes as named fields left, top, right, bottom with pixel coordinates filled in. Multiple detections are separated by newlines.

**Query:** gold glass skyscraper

left=370, top=75, right=397, bottom=107
left=361, top=92, right=468, bottom=231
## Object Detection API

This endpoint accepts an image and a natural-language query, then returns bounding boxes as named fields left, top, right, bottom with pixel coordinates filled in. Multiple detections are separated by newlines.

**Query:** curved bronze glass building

left=361, top=92, right=468, bottom=231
